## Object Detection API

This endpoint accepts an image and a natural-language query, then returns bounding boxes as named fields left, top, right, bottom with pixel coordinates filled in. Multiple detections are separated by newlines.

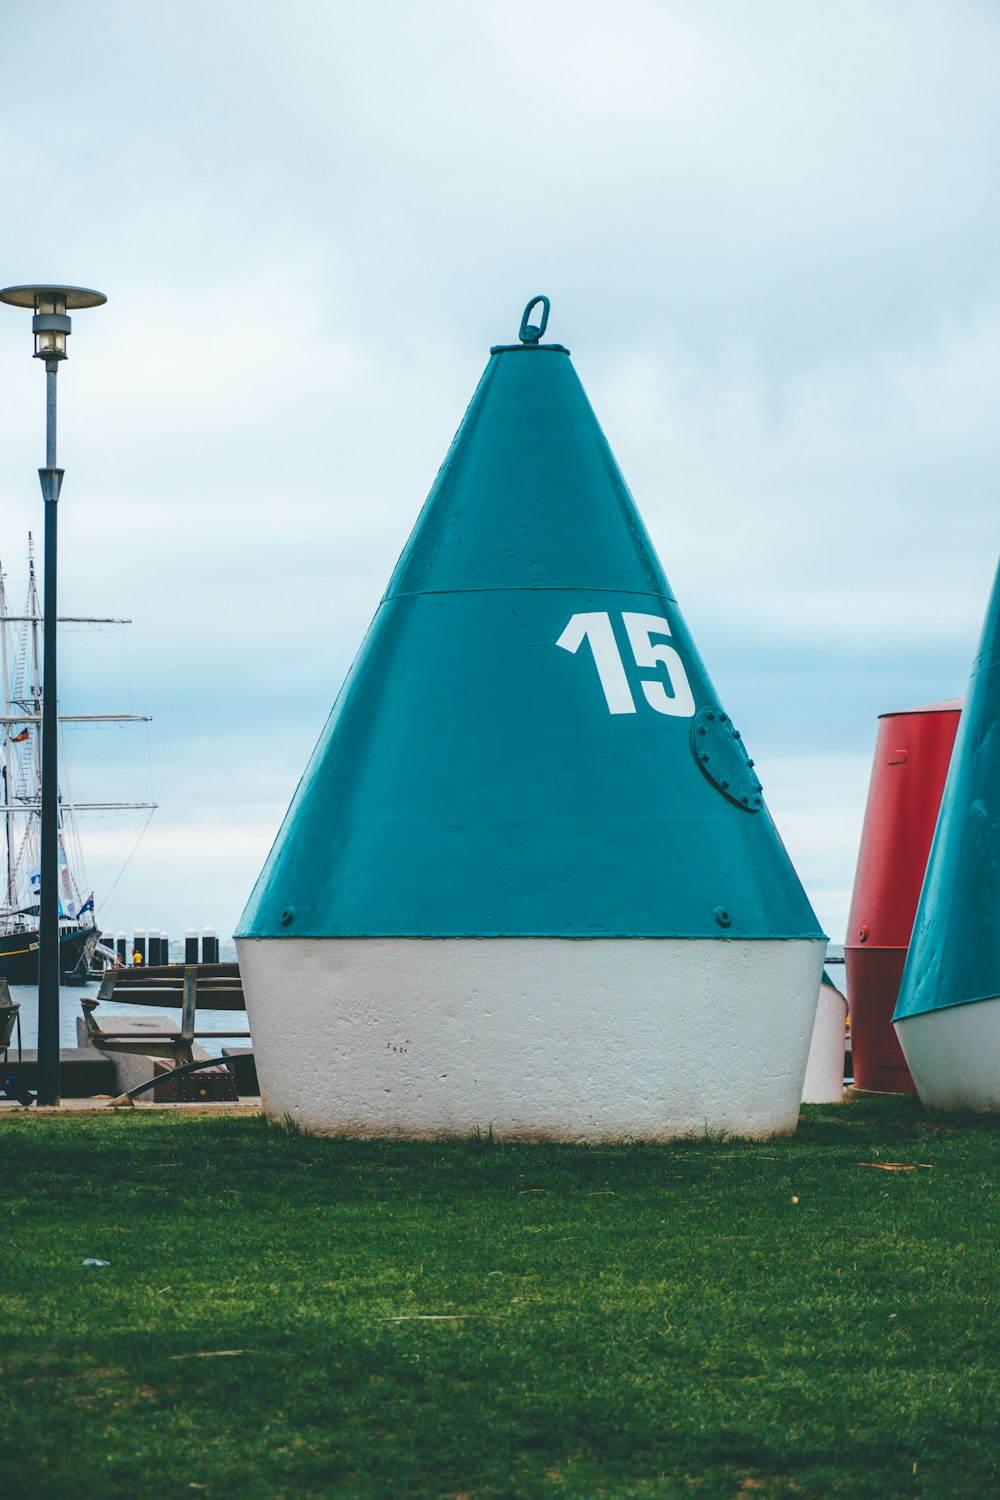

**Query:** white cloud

left=1, top=1, right=999, bottom=943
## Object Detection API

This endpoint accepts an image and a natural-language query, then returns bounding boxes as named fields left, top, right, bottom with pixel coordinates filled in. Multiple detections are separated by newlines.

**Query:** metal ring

left=519, top=295, right=550, bottom=344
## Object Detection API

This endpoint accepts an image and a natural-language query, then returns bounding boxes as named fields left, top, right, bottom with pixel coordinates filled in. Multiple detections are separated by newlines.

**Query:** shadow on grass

left=0, top=1098, right=996, bottom=1498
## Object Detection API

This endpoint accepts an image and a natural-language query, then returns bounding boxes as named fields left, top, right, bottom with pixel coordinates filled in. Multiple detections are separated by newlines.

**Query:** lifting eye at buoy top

left=519, top=295, right=550, bottom=344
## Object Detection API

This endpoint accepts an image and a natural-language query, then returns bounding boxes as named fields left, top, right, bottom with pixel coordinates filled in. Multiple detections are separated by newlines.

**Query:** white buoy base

left=237, top=936, right=826, bottom=1140
left=801, top=981, right=848, bottom=1104
left=894, top=997, right=1000, bottom=1112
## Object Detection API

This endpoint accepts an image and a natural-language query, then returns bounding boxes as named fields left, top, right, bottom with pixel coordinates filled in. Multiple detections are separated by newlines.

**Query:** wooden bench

left=80, top=963, right=250, bottom=1070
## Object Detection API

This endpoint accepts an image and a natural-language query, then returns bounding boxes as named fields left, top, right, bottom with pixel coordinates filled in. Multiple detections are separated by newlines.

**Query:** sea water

left=5, top=981, right=249, bottom=1053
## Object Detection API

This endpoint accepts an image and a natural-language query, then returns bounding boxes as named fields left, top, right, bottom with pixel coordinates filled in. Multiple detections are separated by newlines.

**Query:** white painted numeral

left=556, top=610, right=695, bottom=718
left=621, top=612, right=696, bottom=717
left=555, top=611, right=636, bottom=714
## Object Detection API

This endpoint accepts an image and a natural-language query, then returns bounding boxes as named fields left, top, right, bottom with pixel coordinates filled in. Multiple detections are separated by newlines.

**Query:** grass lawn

left=0, top=1097, right=996, bottom=1500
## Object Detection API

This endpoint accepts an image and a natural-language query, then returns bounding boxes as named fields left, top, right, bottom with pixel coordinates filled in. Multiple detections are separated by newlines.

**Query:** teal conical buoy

left=894, top=557, right=1000, bottom=1110
left=237, top=298, right=826, bottom=1139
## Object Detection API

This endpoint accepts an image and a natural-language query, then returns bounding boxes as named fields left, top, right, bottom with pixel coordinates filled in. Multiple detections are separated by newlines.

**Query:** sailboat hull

left=0, top=924, right=98, bottom=985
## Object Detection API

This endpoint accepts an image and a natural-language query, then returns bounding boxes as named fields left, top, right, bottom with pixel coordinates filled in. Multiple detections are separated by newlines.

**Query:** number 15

left=556, top=611, right=695, bottom=718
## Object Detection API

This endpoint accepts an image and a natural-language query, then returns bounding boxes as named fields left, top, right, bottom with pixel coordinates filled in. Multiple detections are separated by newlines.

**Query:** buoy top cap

left=0, top=283, right=107, bottom=309
left=878, top=698, right=963, bottom=720
left=490, top=294, right=570, bottom=355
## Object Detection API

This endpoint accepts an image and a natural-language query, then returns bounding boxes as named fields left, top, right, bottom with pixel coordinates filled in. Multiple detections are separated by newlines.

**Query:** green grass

left=0, top=1099, right=996, bottom=1500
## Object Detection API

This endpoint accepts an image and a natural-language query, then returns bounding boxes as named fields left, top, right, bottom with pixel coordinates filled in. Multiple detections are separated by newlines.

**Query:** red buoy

left=844, top=701, right=961, bottom=1092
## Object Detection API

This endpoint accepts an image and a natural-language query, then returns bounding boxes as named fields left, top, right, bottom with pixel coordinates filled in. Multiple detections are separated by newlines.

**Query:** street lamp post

left=0, top=283, right=106, bottom=1106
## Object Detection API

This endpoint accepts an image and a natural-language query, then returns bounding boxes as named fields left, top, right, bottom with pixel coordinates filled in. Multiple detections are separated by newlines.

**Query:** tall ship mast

left=0, top=537, right=155, bottom=982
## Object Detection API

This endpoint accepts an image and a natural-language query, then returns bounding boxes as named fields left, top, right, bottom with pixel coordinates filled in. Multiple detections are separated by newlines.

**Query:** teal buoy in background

left=894, top=557, right=1000, bottom=1110
left=237, top=298, right=826, bottom=1139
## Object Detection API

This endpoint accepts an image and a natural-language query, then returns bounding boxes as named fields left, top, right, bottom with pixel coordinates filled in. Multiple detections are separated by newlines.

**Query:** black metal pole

left=2, top=283, right=106, bottom=1105
left=37, top=360, right=62, bottom=1107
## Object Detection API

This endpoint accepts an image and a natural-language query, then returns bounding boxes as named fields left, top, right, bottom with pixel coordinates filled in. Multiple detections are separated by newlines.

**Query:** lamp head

left=0, top=284, right=106, bottom=361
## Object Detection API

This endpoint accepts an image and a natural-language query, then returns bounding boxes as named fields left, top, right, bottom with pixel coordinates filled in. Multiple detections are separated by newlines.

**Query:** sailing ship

left=0, top=538, right=154, bottom=983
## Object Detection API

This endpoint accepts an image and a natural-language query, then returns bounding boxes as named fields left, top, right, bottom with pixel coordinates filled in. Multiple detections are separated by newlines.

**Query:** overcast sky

left=1, top=1, right=998, bottom=944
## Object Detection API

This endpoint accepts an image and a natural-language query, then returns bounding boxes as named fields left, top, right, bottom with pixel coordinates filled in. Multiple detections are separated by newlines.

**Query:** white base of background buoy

left=237, top=936, right=826, bottom=1140
left=894, top=998, right=1000, bottom=1112
left=801, top=979, right=848, bottom=1103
